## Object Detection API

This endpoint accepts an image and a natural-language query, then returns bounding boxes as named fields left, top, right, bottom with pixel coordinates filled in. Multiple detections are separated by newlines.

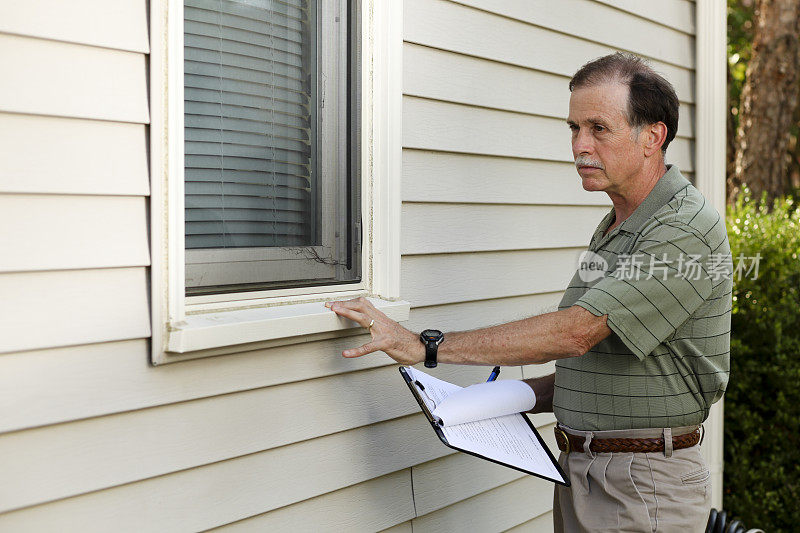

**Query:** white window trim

left=149, top=0, right=407, bottom=364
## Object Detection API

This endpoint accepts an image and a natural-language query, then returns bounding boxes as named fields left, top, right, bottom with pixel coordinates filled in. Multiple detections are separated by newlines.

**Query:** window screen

left=183, top=0, right=361, bottom=296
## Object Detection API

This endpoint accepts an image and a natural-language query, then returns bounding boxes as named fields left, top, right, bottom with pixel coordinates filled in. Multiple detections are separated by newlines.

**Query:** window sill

left=165, top=297, right=411, bottom=355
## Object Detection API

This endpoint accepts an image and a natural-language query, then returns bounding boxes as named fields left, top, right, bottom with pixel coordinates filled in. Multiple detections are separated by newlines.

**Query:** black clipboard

left=399, top=366, right=570, bottom=487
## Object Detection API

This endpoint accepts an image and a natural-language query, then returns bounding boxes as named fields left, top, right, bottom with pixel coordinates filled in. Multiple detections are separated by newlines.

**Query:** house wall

left=0, top=0, right=710, bottom=531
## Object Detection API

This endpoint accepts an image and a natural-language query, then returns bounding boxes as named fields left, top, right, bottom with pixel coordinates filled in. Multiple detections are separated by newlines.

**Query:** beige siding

left=593, top=0, right=696, bottom=34
left=411, top=476, right=554, bottom=531
left=0, top=33, right=148, bottom=122
left=380, top=523, right=414, bottom=533
left=505, top=512, right=556, bottom=532
left=0, top=113, right=149, bottom=195
left=404, top=0, right=695, bottom=102
left=401, top=204, right=611, bottom=254
left=0, top=0, right=710, bottom=531
left=0, top=0, right=149, bottom=52
left=403, top=249, right=583, bottom=306
left=454, top=0, right=695, bottom=69
left=211, top=471, right=416, bottom=532
left=0, top=195, right=149, bottom=272
left=0, top=416, right=441, bottom=531
left=0, top=268, right=150, bottom=354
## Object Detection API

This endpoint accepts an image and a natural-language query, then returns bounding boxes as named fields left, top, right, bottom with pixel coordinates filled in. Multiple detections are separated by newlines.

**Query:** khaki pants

left=553, top=425, right=711, bottom=533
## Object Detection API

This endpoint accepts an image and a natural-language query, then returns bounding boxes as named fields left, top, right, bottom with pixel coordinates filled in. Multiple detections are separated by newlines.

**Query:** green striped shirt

left=555, top=165, right=732, bottom=431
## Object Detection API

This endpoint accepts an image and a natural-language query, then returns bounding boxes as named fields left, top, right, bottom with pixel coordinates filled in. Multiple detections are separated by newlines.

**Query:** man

left=326, top=53, right=731, bottom=532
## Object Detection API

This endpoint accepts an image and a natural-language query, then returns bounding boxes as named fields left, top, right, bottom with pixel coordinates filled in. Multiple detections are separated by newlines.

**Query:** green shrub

left=723, top=189, right=800, bottom=531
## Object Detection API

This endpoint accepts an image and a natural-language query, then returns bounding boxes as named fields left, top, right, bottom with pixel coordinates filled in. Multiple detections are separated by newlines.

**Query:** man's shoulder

left=639, top=185, right=725, bottom=246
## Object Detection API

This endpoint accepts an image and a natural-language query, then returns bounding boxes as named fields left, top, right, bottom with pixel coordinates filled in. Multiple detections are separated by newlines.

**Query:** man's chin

left=579, top=177, right=607, bottom=192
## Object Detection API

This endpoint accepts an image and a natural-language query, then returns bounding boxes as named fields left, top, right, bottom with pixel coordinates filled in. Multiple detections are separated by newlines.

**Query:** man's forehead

left=567, top=82, right=629, bottom=123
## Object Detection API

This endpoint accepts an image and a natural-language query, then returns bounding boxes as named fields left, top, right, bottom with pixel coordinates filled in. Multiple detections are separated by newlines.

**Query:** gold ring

left=368, top=319, right=375, bottom=331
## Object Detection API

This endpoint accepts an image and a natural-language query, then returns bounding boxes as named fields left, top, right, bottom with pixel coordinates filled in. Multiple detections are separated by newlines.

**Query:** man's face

left=567, top=81, right=645, bottom=194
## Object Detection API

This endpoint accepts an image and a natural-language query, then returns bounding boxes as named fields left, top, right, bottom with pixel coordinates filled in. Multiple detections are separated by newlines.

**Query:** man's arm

left=325, top=298, right=611, bottom=366
left=522, top=373, right=554, bottom=414
left=435, top=305, right=611, bottom=366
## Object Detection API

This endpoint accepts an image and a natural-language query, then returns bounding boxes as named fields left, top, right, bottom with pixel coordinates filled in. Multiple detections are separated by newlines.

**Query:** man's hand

left=325, top=297, right=424, bottom=365
left=521, top=373, right=555, bottom=414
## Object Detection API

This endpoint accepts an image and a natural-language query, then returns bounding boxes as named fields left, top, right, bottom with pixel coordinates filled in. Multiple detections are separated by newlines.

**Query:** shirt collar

left=597, top=164, right=691, bottom=242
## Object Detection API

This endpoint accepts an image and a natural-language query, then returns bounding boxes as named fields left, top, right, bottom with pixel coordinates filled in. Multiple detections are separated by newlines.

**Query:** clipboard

left=400, top=366, right=569, bottom=486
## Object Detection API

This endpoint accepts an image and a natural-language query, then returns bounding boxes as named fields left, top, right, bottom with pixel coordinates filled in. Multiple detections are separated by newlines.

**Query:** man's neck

left=605, top=162, right=667, bottom=232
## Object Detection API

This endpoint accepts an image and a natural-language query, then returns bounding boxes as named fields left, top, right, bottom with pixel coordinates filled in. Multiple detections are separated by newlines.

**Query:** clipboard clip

left=399, top=367, right=439, bottom=426
left=415, top=381, right=439, bottom=410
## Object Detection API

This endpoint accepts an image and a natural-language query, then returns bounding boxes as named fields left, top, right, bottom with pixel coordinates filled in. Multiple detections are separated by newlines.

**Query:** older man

left=327, top=53, right=731, bottom=532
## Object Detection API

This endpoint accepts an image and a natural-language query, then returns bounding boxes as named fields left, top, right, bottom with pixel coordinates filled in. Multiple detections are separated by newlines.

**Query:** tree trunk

left=788, top=83, right=800, bottom=191
left=730, top=0, right=800, bottom=205
left=727, top=63, right=740, bottom=196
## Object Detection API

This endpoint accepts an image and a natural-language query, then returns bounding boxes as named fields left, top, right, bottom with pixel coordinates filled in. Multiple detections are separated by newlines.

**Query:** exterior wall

left=0, top=0, right=713, bottom=531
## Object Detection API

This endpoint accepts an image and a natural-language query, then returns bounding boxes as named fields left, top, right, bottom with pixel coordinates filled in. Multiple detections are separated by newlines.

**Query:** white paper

left=431, top=380, right=536, bottom=427
left=403, top=366, right=563, bottom=483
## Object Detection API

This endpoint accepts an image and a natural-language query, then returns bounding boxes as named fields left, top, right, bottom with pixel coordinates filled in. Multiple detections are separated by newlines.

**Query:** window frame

left=149, top=0, right=406, bottom=364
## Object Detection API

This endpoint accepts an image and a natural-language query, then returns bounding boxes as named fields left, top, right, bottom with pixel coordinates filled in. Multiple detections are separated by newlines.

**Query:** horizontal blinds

left=184, top=0, right=315, bottom=249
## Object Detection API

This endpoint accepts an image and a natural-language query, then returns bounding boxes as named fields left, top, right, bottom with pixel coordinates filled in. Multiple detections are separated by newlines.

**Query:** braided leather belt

left=554, top=426, right=702, bottom=454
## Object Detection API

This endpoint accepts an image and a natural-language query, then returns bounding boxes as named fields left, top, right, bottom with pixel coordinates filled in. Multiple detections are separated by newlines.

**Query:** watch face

left=420, top=329, right=443, bottom=342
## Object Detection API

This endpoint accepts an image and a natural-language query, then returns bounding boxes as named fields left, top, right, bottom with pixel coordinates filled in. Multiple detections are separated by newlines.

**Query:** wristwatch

left=419, top=329, right=444, bottom=368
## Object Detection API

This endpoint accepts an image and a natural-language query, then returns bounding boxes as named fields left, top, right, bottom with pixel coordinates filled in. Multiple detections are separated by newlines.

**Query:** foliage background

left=723, top=2, right=800, bottom=529
left=723, top=193, right=800, bottom=531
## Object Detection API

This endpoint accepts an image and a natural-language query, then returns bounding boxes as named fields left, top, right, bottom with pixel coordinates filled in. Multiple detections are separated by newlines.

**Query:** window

left=183, top=0, right=361, bottom=296
left=150, top=0, right=407, bottom=364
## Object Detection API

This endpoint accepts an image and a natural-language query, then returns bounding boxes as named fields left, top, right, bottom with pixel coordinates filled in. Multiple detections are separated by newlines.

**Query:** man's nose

left=572, top=129, right=594, bottom=156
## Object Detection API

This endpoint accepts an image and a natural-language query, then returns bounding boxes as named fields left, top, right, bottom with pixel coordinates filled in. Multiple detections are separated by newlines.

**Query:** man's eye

left=594, top=125, right=605, bottom=132
left=568, top=124, right=578, bottom=131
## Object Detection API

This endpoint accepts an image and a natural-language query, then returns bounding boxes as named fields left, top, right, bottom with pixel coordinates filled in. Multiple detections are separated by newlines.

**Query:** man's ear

left=643, top=122, right=668, bottom=157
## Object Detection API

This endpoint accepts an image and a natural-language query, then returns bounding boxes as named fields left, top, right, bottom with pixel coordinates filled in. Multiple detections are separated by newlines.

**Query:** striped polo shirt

left=555, top=164, right=732, bottom=431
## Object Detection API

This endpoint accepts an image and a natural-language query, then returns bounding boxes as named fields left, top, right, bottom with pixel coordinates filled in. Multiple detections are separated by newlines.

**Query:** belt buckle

left=555, top=427, right=571, bottom=454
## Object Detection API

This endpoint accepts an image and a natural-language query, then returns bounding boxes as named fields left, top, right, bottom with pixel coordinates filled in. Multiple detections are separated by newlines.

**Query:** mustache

left=574, top=156, right=604, bottom=170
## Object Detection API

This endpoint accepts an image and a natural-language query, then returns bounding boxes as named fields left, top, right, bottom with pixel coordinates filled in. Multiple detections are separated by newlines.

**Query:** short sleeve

left=574, top=222, right=713, bottom=360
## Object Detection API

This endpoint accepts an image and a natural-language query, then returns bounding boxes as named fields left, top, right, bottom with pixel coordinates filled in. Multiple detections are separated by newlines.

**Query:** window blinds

left=184, top=0, right=315, bottom=249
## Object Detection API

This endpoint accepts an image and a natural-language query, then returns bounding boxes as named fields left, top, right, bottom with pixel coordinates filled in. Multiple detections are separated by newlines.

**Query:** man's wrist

left=404, top=330, right=427, bottom=366
left=415, top=340, right=426, bottom=365
left=411, top=335, right=426, bottom=364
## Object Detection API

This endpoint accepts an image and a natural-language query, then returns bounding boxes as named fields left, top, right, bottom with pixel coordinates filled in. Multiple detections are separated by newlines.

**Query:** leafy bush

left=723, top=189, right=800, bottom=531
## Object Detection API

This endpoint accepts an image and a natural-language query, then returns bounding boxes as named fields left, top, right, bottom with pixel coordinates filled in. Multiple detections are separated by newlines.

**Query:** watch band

left=424, top=342, right=438, bottom=368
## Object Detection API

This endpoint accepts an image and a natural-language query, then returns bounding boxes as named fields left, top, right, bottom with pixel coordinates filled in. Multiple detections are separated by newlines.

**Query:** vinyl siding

left=0, top=0, right=712, bottom=531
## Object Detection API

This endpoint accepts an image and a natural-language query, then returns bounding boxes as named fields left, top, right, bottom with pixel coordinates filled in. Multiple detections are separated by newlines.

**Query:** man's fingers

left=343, top=341, right=380, bottom=358
left=328, top=304, right=368, bottom=327
left=325, top=298, right=362, bottom=309
left=325, top=297, right=377, bottom=313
